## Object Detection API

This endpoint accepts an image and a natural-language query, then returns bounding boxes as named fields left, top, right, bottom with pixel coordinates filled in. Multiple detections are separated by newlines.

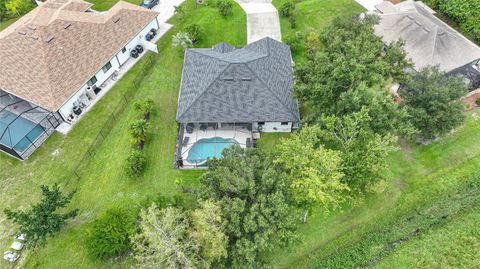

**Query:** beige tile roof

left=0, top=0, right=158, bottom=111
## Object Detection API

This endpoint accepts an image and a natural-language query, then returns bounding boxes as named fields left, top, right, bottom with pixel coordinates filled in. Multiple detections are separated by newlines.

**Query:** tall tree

left=190, top=199, right=228, bottom=264
left=295, top=14, right=412, bottom=136
left=318, top=109, right=397, bottom=193
left=400, top=66, right=467, bottom=140
left=199, top=147, right=298, bottom=268
left=274, top=126, right=349, bottom=223
left=133, top=205, right=204, bottom=269
left=4, top=184, right=78, bottom=249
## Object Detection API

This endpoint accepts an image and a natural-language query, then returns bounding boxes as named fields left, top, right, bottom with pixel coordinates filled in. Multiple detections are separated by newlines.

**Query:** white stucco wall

left=58, top=16, right=160, bottom=119
left=254, top=122, right=292, bottom=132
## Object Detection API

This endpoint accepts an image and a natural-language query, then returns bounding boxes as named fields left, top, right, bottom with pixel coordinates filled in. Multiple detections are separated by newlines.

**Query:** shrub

left=284, top=32, right=304, bottom=53
left=128, top=119, right=151, bottom=148
left=476, top=97, right=480, bottom=106
left=2, top=0, right=35, bottom=21
left=289, top=14, right=297, bottom=29
left=134, top=98, right=155, bottom=120
left=172, top=32, right=193, bottom=50
left=125, top=150, right=146, bottom=177
left=306, top=31, right=320, bottom=54
left=280, top=1, right=295, bottom=17
left=85, top=208, right=134, bottom=259
left=184, top=23, right=203, bottom=43
left=216, top=0, right=233, bottom=17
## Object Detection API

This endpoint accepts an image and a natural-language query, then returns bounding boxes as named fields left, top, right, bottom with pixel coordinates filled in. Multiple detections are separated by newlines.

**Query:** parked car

left=140, top=0, right=159, bottom=9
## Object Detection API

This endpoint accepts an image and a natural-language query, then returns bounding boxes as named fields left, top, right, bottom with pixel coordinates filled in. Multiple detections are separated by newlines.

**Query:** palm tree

left=128, top=119, right=151, bottom=149
left=134, top=98, right=155, bottom=120
left=172, top=32, right=193, bottom=51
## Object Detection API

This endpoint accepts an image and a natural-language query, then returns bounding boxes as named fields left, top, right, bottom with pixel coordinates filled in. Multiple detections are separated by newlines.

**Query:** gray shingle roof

left=176, top=37, right=300, bottom=123
left=373, top=0, right=480, bottom=72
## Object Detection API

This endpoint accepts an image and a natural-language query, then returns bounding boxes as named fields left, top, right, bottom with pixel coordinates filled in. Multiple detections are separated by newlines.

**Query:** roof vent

left=414, top=21, right=422, bottom=26
left=422, top=27, right=431, bottom=33
left=45, top=36, right=55, bottom=43
left=241, top=77, right=252, bottom=81
left=64, top=22, right=72, bottom=29
left=27, top=24, right=37, bottom=30
left=113, top=16, right=120, bottom=23
left=438, top=31, right=446, bottom=37
left=406, top=15, right=414, bottom=20
left=30, top=35, right=39, bottom=40
left=18, top=31, right=27, bottom=35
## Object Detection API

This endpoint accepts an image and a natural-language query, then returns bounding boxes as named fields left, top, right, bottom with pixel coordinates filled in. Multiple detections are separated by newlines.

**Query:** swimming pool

left=0, top=111, right=45, bottom=152
left=186, top=137, right=239, bottom=165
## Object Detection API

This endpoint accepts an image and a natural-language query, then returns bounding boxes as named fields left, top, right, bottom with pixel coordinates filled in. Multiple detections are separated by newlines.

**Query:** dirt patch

left=398, top=137, right=414, bottom=161
left=463, top=91, right=480, bottom=111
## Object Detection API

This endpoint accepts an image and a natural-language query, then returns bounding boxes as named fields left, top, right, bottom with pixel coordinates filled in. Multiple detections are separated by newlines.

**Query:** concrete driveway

left=236, top=0, right=281, bottom=44
left=152, top=0, right=186, bottom=22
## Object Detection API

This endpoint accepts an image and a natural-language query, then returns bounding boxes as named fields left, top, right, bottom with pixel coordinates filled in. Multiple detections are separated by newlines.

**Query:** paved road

left=236, top=0, right=281, bottom=44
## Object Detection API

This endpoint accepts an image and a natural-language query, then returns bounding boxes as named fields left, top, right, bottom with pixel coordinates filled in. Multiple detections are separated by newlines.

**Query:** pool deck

left=179, top=126, right=252, bottom=168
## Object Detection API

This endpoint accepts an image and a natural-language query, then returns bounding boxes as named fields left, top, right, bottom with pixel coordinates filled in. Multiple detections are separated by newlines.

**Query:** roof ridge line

left=177, top=61, right=232, bottom=119
left=188, top=49, right=231, bottom=64
left=244, top=63, right=299, bottom=121
left=430, top=26, right=438, bottom=64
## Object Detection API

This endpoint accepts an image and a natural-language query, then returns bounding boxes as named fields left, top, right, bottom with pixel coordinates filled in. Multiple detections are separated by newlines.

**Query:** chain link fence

left=69, top=55, right=155, bottom=183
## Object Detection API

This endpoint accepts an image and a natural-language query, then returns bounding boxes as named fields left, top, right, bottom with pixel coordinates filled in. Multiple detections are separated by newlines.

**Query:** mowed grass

left=261, top=1, right=480, bottom=267
left=272, top=0, right=363, bottom=62
left=0, top=1, right=245, bottom=268
left=264, top=111, right=480, bottom=268
left=374, top=209, right=480, bottom=269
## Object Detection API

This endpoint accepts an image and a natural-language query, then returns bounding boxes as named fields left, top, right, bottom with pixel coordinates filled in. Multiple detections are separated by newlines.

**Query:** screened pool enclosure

left=0, top=90, right=62, bottom=160
left=174, top=123, right=255, bottom=169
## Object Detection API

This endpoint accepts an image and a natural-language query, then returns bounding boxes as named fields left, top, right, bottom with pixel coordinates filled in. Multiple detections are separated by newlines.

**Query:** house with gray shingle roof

left=177, top=37, right=300, bottom=131
left=373, top=0, right=480, bottom=89
left=174, top=37, right=300, bottom=168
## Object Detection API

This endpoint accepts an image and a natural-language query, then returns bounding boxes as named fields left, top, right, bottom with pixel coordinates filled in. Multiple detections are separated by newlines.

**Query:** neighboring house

left=373, top=0, right=480, bottom=89
left=0, top=0, right=161, bottom=160
left=175, top=37, right=300, bottom=168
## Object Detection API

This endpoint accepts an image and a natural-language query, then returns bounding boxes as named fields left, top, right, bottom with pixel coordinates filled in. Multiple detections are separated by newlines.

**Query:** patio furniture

left=182, top=136, right=190, bottom=147
left=3, top=251, right=20, bottom=262
left=200, top=123, right=207, bottom=131
left=186, top=123, right=194, bottom=134
left=11, top=241, right=23, bottom=251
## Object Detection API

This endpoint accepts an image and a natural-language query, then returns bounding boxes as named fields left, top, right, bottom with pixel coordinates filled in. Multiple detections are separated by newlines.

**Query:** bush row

left=125, top=98, right=155, bottom=177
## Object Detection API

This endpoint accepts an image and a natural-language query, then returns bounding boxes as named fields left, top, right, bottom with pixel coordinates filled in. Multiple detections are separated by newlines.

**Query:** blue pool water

left=0, top=111, right=45, bottom=152
left=187, top=137, right=238, bottom=164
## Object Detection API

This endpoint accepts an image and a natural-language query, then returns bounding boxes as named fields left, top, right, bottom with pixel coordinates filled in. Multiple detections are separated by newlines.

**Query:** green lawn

left=261, top=1, right=480, bottom=267
left=374, top=209, right=480, bottom=269
left=1, top=0, right=479, bottom=268
left=263, top=111, right=480, bottom=269
left=273, top=0, right=363, bottom=62
left=0, top=1, right=245, bottom=268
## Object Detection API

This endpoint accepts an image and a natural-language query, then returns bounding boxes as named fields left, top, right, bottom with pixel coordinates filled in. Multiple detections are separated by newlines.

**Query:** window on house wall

left=87, top=75, right=97, bottom=86
left=102, top=62, right=112, bottom=73
left=122, top=47, right=127, bottom=53
left=281, top=122, right=289, bottom=125
left=258, top=122, right=265, bottom=125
